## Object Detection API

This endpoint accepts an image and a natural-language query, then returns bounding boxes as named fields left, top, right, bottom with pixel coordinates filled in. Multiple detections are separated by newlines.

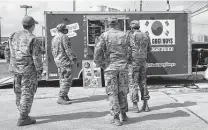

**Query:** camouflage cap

left=22, top=16, right=38, bottom=26
left=130, top=20, right=140, bottom=28
left=56, top=23, right=67, bottom=31
left=107, top=17, right=118, bottom=25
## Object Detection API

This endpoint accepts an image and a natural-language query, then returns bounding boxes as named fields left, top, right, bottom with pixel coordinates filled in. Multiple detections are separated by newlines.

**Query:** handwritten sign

left=66, top=23, right=80, bottom=32
left=50, top=23, right=80, bottom=37
left=66, top=32, right=77, bottom=38
left=50, top=28, right=58, bottom=36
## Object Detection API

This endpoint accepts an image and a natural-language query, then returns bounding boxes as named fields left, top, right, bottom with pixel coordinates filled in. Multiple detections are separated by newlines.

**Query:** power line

left=192, top=8, right=208, bottom=17
left=191, top=4, right=208, bottom=14
left=185, top=1, right=199, bottom=9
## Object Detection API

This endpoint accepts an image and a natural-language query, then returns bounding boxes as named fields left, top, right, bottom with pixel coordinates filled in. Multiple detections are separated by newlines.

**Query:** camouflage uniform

left=51, top=32, right=77, bottom=97
left=94, top=28, right=130, bottom=117
left=128, top=29, right=151, bottom=103
left=5, top=30, right=43, bottom=117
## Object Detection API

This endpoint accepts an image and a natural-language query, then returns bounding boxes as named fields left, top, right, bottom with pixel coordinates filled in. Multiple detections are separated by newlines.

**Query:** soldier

left=51, top=23, right=77, bottom=105
left=128, top=20, right=152, bottom=113
left=4, top=16, right=43, bottom=126
left=94, top=18, right=131, bottom=126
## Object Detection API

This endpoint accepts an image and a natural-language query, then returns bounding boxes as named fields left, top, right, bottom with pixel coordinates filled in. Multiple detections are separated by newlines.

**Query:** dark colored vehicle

left=0, top=42, right=7, bottom=59
left=45, top=11, right=192, bottom=81
left=192, top=42, right=208, bottom=71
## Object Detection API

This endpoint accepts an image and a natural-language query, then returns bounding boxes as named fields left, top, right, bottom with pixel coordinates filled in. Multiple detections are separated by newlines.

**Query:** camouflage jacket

left=5, top=30, right=43, bottom=75
left=128, top=30, right=151, bottom=64
left=94, top=28, right=131, bottom=71
left=51, top=32, right=77, bottom=67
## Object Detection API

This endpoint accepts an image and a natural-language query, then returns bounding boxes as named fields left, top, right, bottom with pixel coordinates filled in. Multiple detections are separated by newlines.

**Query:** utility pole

left=73, top=0, right=76, bottom=12
left=166, top=0, right=170, bottom=11
left=20, top=5, right=32, bottom=16
left=0, top=17, right=1, bottom=44
left=133, top=0, right=136, bottom=11
left=140, top=0, right=142, bottom=11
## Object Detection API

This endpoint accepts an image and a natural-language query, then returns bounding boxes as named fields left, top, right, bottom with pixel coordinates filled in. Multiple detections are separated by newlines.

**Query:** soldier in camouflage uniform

left=94, top=18, right=131, bottom=126
left=51, top=23, right=77, bottom=105
left=127, top=20, right=152, bottom=113
left=4, top=16, right=43, bottom=126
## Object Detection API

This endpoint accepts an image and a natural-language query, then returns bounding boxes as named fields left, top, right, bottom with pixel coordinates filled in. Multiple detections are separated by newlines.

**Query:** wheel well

left=78, top=69, right=83, bottom=79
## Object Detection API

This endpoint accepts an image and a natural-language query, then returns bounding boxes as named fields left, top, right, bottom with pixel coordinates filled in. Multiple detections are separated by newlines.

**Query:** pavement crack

left=161, top=91, right=208, bottom=124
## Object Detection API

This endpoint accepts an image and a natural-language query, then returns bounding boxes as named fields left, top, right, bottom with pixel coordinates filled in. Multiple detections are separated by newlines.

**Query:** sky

left=0, top=0, right=208, bottom=41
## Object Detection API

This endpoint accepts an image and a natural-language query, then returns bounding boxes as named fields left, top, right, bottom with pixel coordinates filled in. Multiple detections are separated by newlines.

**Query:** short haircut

left=23, top=25, right=33, bottom=30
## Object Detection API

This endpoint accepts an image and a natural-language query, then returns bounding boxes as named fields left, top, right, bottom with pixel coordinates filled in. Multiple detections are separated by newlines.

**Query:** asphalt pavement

left=0, top=86, right=208, bottom=130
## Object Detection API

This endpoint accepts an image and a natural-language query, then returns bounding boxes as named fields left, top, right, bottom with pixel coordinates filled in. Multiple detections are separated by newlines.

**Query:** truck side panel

left=45, top=14, right=85, bottom=80
left=45, top=12, right=191, bottom=80
left=126, top=13, right=189, bottom=75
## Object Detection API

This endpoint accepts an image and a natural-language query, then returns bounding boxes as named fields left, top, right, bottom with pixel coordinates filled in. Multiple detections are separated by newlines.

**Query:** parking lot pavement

left=0, top=87, right=208, bottom=130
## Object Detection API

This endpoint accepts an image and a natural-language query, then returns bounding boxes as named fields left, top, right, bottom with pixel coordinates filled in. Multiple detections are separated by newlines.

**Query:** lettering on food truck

left=140, top=20, right=175, bottom=52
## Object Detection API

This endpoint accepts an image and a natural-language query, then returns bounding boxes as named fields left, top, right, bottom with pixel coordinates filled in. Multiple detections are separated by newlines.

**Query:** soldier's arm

left=94, top=34, right=105, bottom=68
left=147, top=35, right=152, bottom=53
left=4, top=42, right=10, bottom=63
left=125, top=32, right=132, bottom=64
left=62, top=35, right=77, bottom=64
left=31, top=38, right=43, bottom=73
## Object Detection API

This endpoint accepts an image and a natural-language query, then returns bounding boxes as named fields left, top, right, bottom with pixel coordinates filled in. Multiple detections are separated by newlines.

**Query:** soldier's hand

left=37, top=69, right=43, bottom=81
left=76, top=60, right=81, bottom=67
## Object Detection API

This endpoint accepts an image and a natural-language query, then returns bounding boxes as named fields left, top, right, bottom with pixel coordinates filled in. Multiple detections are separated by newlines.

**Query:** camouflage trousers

left=104, top=70, right=129, bottom=116
left=13, top=72, right=38, bottom=117
left=58, top=65, right=72, bottom=97
left=129, top=61, right=150, bottom=103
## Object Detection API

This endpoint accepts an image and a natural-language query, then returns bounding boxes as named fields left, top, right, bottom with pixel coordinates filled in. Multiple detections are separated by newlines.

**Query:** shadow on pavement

left=71, top=95, right=108, bottom=103
left=35, top=111, right=109, bottom=125
left=151, top=101, right=197, bottom=111
left=125, top=110, right=190, bottom=125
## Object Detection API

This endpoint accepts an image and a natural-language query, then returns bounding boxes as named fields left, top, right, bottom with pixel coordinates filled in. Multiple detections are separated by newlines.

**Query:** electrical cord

left=165, top=49, right=202, bottom=89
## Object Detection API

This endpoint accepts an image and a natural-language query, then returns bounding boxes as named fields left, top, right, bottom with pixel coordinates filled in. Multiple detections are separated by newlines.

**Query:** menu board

left=82, top=60, right=102, bottom=88
left=88, top=26, right=102, bottom=45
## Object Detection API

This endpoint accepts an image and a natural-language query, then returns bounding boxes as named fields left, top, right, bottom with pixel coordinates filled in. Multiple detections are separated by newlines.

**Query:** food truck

left=44, top=11, right=192, bottom=87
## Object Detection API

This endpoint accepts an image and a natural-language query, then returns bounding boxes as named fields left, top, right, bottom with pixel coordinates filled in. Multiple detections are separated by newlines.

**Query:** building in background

left=192, top=34, right=208, bottom=43
left=89, top=5, right=121, bottom=12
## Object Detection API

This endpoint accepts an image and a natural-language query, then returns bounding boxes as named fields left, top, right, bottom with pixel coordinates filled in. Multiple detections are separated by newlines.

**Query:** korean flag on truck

left=140, top=20, right=175, bottom=46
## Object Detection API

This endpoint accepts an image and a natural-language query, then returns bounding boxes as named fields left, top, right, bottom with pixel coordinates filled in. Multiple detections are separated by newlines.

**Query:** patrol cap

left=56, top=23, right=67, bottom=31
left=130, top=20, right=140, bottom=28
left=107, top=17, right=118, bottom=25
left=22, top=16, right=38, bottom=26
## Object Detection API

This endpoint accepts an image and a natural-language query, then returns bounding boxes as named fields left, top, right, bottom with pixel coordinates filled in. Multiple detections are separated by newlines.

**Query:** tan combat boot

left=110, top=115, right=123, bottom=126
left=120, top=112, right=129, bottom=122
left=64, top=95, right=72, bottom=101
left=130, top=102, right=139, bottom=113
left=142, top=100, right=150, bottom=112
left=57, top=96, right=72, bottom=105
left=17, top=115, right=36, bottom=126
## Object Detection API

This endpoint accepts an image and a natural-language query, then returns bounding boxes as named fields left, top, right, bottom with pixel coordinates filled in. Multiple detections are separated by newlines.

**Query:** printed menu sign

left=82, top=60, right=102, bottom=88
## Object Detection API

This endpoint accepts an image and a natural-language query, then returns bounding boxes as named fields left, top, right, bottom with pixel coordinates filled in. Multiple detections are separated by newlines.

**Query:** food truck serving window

left=86, top=15, right=128, bottom=46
